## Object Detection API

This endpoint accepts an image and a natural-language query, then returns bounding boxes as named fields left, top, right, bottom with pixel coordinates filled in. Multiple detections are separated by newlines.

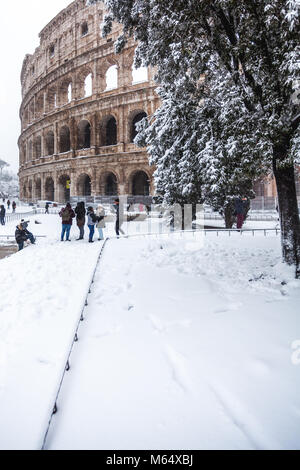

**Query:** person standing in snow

left=95, top=204, right=106, bottom=240
left=0, top=205, right=5, bottom=225
left=59, top=202, right=75, bottom=241
left=45, top=202, right=49, bottom=214
left=12, top=201, right=16, bottom=213
left=7, top=200, right=10, bottom=210
left=15, top=220, right=35, bottom=251
left=113, top=198, right=125, bottom=237
left=75, top=201, right=86, bottom=240
left=234, top=197, right=248, bottom=230
left=86, top=206, right=97, bottom=243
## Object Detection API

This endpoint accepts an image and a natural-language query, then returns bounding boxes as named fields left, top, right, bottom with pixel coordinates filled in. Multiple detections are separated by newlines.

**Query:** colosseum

left=18, top=0, right=160, bottom=205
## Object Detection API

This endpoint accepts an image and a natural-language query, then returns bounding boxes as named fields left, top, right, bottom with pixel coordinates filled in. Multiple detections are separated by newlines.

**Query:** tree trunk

left=273, top=156, right=300, bottom=278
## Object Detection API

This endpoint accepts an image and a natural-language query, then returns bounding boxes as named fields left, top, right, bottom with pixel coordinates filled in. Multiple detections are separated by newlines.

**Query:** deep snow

left=0, top=213, right=300, bottom=450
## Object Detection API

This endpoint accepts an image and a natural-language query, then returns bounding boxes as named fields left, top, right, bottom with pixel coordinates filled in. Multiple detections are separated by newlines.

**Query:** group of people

left=59, top=198, right=122, bottom=242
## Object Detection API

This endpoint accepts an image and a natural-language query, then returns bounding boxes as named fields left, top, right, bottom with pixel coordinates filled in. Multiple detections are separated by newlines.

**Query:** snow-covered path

left=45, top=235, right=300, bottom=450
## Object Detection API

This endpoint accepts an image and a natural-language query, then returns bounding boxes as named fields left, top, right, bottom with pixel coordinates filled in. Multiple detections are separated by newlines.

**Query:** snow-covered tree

left=90, top=0, right=300, bottom=275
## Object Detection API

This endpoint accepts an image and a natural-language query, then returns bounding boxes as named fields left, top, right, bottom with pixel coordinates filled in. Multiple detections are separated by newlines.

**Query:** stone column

left=41, top=174, right=46, bottom=200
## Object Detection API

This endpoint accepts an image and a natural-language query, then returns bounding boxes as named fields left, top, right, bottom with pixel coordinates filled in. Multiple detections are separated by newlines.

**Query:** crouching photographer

left=15, top=219, right=36, bottom=251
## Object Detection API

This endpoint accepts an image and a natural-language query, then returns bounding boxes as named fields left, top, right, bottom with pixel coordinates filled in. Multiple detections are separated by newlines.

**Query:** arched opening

left=81, top=22, right=88, bottom=37
left=106, top=117, right=117, bottom=146
left=105, top=65, right=118, bottom=90
left=59, top=126, right=71, bottom=153
left=132, top=171, right=150, bottom=196
left=45, top=131, right=55, bottom=155
left=33, top=136, right=42, bottom=159
left=130, top=112, right=147, bottom=142
left=105, top=173, right=118, bottom=196
left=28, top=141, right=33, bottom=161
left=45, top=177, right=55, bottom=201
left=77, top=174, right=91, bottom=196
left=47, top=87, right=57, bottom=111
left=35, top=94, right=44, bottom=117
left=35, top=178, right=42, bottom=200
left=28, top=181, right=33, bottom=201
left=68, top=83, right=72, bottom=102
left=132, top=65, right=148, bottom=84
left=59, top=80, right=72, bottom=105
left=58, top=175, right=71, bottom=203
left=84, top=73, right=93, bottom=97
left=77, top=120, right=91, bottom=149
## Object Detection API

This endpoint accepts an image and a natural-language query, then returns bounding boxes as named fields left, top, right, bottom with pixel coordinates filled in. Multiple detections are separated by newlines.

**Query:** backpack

left=61, top=209, right=70, bottom=223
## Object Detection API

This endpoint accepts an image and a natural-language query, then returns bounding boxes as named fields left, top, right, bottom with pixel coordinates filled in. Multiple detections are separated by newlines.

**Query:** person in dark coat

left=15, top=220, right=35, bottom=251
left=75, top=201, right=86, bottom=240
left=12, top=201, right=16, bottom=213
left=234, top=197, right=248, bottom=229
left=59, top=202, right=75, bottom=241
left=7, top=200, right=10, bottom=210
left=45, top=202, right=50, bottom=214
left=0, top=205, right=5, bottom=225
left=113, top=198, right=125, bottom=236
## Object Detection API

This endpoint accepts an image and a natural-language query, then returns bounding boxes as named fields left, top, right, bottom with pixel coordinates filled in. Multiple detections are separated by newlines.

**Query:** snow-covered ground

left=0, top=214, right=299, bottom=450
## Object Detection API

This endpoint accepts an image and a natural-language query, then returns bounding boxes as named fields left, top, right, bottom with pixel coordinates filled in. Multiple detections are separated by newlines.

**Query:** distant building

left=18, top=0, right=159, bottom=204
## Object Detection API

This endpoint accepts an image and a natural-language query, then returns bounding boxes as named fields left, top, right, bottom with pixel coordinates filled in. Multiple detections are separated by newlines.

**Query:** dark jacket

left=59, top=204, right=75, bottom=225
left=75, top=202, right=86, bottom=226
left=0, top=206, right=5, bottom=217
left=15, top=226, right=31, bottom=244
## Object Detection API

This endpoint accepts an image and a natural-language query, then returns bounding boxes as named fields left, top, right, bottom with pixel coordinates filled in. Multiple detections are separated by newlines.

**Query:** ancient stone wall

left=18, top=0, right=159, bottom=203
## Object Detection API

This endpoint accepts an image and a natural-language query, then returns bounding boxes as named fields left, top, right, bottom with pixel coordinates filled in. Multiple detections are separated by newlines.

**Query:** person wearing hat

left=95, top=204, right=106, bottom=240
left=15, top=219, right=35, bottom=251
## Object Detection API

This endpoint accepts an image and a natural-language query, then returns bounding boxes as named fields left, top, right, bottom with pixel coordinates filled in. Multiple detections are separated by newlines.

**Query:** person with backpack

left=59, top=202, right=75, bottom=241
left=86, top=206, right=98, bottom=243
left=75, top=201, right=86, bottom=240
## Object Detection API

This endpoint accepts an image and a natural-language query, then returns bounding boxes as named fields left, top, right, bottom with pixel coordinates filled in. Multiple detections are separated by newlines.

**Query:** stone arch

left=35, top=177, right=42, bottom=200
left=35, top=93, right=44, bottom=118
left=59, top=125, right=71, bottom=153
left=129, top=170, right=150, bottom=196
left=58, top=174, right=71, bottom=203
left=47, top=86, right=57, bottom=112
left=28, top=180, right=33, bottom=201
left=129, top=110, right=147, bottom=142
left=45, top=130, right=55, bottom=156
left=77, top=67, right=93, bottom=98
left=33, top=135, right=42, bottom=159
left=105, top=64, right=118, bottom=91
left=28, top=140, right=33, bottom=161
left=45, top=176, right=55, bottom=201
left=77, top=173, right=92, bottom=197
left=77, top=119, right=91, bottom=149
left=23, top=182, right=27, bottom=200
left=59, top=77, right=73, bottom=105
left=99, top=114, right=118, bottom=146
left=99, top=170, right=119, bottom=196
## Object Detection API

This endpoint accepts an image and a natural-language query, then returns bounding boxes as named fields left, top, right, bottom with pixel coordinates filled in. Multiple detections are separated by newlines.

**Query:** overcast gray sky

left=0, top=0, right=72, bottom=173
